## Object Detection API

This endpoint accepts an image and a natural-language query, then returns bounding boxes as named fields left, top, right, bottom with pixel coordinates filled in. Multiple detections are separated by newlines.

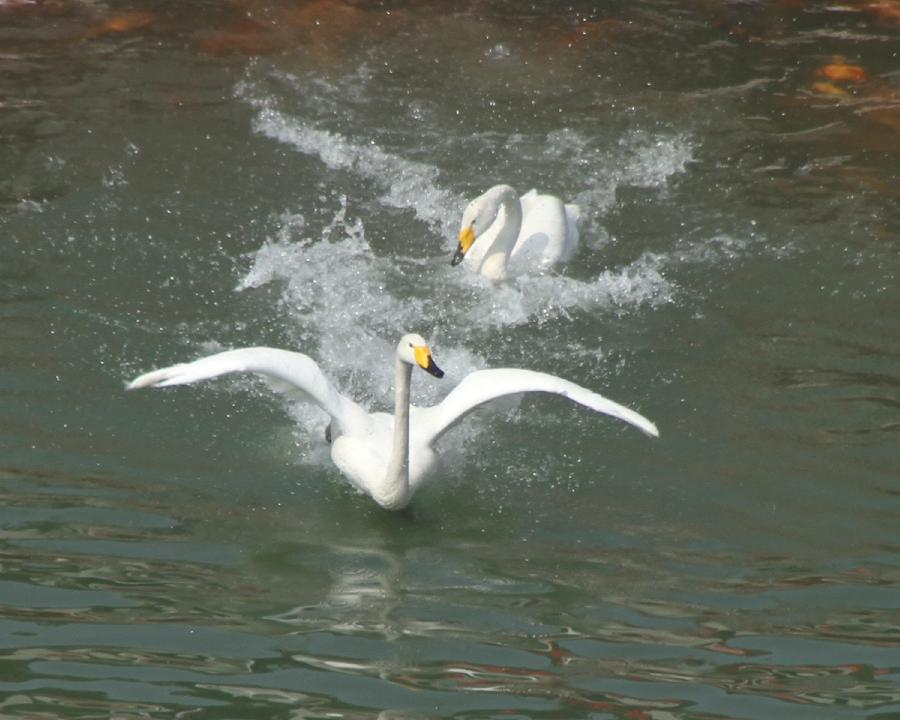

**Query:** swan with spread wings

left=128, top=334, right=657, bottom=510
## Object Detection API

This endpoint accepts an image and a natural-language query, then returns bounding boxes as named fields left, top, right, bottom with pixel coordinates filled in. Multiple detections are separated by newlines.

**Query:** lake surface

left=1, top=0, right=899, bottom=717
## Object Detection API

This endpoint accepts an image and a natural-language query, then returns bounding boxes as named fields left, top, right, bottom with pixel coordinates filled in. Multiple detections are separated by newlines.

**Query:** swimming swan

left=128, top=334, right=657, bottom=511
left=452, top=185, right=580, bottom=280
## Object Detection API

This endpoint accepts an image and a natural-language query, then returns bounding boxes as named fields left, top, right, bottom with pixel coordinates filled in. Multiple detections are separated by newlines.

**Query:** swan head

left=452, top=184, right=518, bottom=267
left=397, top=333, right=444, bottom=378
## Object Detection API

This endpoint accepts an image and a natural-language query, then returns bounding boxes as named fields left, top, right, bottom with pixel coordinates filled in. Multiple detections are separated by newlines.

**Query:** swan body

left=128, top=334, right=657, bottom=511
left=452, top=185, right=580, bottom=280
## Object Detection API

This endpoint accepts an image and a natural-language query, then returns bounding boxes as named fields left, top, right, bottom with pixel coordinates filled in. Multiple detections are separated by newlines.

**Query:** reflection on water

left=2, top=0, right=900, bottom=718
left=1, top=465, right=898, bottom=717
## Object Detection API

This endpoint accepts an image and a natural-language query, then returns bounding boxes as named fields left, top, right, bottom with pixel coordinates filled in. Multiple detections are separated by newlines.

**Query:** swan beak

left=451, top=226, right=475, bottom=266
left=414, top=345, right=444, bottom=378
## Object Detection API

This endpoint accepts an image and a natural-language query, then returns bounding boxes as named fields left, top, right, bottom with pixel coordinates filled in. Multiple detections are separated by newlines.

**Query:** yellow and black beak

left=451, top=225, right=475, bottom=266
left=413, top=345, right=444, bottom=378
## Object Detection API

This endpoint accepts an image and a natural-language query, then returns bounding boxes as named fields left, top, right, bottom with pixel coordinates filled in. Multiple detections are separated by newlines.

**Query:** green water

left=1, top=1, right=898, bottom=717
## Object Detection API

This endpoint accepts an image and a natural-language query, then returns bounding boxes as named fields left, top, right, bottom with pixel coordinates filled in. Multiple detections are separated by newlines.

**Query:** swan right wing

left=415, top=368, right=659, bottom=446
left=127, top=347, right=369, bottom=434
left=513, top=193, right=572, bottom=267
left=519, top=188, right=540, bottom=216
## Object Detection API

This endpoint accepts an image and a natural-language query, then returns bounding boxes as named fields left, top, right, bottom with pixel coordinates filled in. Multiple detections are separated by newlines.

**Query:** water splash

left=242, top=97, right=463, bottom=236
left=232, top=64, right=761, bottom=414
left=238, top=88, right=690, bottom=325
left=238, top=202, right=485, bottom=406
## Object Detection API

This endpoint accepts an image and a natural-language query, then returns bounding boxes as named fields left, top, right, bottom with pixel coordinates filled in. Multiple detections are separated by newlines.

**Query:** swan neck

left=481, top=194, right=521, bottom=279
left=493, top=195, right=522, bottom=257
left=383, top=356, right=412, bottom=508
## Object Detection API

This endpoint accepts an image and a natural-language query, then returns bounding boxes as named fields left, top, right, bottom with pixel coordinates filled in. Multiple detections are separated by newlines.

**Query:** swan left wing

left=127, top=347, right=369, bottom=434
left=414, top=368, right=659, bottom=445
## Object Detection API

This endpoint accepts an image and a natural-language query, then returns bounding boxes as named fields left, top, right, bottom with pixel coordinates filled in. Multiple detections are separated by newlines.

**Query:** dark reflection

left=1, top=465, right=900, bottom=716
left=776, top=367, right=900, bottom=391
left=717, top=661, right=900, bottom=709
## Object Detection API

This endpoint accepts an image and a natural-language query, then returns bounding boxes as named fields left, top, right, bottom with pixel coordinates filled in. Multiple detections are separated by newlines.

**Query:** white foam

left=17, top=199, right=44, bottom=214
left=248, top=104, right=463, bottom=236
left=238, top=66, right=695, bottom=251
left=440, top=255, right=677, bottom=330
left=619, top=132, right=694, bottom=190
left=232, top=123, right=687, bottom=353
left=548, top=127, right=693, bottom=201
left=236, top=94, right=735, bottom=344
left=233, top=71, right=736, bottom=360
left=238, top=201, right=485, bottom=408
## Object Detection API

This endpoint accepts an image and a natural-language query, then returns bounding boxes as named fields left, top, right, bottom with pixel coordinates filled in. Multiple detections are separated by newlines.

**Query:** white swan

left=127, top=334, right=657, bottom=511
left=452, top=185, right=580, bottom=280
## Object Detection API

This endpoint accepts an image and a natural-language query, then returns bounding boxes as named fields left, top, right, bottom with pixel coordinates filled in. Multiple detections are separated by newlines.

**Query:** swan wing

left=415, top=368, right=658, bottom=445
left=518, top=188, right=540, bottom=216
left=127, top=347, right=369, bottom=434
left=512, top=194, right=574, bottom=267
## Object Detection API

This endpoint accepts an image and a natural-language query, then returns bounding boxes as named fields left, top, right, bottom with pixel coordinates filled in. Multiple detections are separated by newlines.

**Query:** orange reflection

left=816, top=58, right=868, bottom=84
left=196, top=0, right=392, bottom=60
left=858, top=0, right=900, bottom=24
left=96, top=11, right=155, bottom=34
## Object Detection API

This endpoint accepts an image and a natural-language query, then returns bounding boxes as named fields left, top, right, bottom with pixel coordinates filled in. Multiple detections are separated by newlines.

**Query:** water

left=1, top=0, right=899, bottom=717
